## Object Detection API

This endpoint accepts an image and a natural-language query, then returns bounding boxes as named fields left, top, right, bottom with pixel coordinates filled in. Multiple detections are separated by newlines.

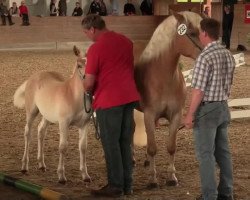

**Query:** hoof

left=132, top=160, right=136, bottom=167
left=58, top=180, right=67, bottom=185
left=166, top=180, right=178, bottom=186
left=21, top=169, right=28, bottom=174
left=83, top=177, right=91, bottom=183
left=146, top=182, right=159, bottom=189
left=39, top=167, right=46, bottom=172
left=144, top=160, right=150, bottom=167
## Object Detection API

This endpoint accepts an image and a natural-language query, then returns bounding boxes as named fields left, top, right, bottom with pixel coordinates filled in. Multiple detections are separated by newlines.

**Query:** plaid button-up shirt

left=191, top=41, right=235, bottom=102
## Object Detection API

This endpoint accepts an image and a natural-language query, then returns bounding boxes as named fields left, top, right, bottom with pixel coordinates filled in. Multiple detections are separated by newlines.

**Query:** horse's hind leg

left=21, top=107, right=39, bottom=173
left=37, top=117, right=49, bottom=172
left=78, top=123, right=91, bottom=182
left=166, top=112, right=181, bottom=186
left=57, top=121, right=69, bottom=184
left=144, top=110, right=158, bottom=188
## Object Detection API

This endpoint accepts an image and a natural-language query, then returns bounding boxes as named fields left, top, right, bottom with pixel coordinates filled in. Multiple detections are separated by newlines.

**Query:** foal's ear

left=73, top=45, right=80, bottom=56
left=189, top=7, right=198, bottom=13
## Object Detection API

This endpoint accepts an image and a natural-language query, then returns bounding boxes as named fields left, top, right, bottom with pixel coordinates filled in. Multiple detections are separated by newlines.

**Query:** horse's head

left=173, top=11, right=203, bottom=59
left=139, top=11, right=203, bottom=64
left=73, top=45, right=86, bottom=79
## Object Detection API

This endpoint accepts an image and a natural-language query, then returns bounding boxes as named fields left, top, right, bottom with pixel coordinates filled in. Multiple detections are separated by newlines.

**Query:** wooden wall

left=0, top=15, right=166, bottom=51
left=1, top=6, right=249, bottom=51
left=230, top=3, right=250, bottom=50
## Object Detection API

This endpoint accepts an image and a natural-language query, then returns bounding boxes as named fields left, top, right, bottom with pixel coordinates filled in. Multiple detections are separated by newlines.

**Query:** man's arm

left=83, top=74, right=96, bottom=94
left=184, top=89, right=204, bottom=129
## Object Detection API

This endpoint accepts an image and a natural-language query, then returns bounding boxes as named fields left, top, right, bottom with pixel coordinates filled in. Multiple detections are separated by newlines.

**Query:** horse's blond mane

left=139, top=11, right=201, bottom=63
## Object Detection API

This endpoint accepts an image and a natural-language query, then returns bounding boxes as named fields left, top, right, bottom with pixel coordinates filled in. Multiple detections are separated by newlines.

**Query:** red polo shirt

left=85, top=31, right=140, bottom=109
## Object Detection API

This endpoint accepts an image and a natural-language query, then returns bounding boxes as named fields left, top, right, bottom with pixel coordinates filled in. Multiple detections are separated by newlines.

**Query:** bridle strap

left=185, top=33, right=203, bottom=51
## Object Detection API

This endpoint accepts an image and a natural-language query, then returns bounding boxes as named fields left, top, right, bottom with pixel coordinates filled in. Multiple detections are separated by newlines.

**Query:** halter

left=177, top=23, right=203, bottom=51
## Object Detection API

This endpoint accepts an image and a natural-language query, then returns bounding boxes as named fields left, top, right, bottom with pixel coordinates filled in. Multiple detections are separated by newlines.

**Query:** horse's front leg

left=37, top=117, right=49, bottom=172
left=144, top=110, right=158, bottom=188
left=166, top=112, right=181, bottom=186
left=57, top=121, right=69, bottom=184
left=78, top=122, right=91, bottom=182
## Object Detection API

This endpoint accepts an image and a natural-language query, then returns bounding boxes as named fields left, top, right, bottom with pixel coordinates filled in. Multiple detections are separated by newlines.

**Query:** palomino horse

left=134, top=11, right=203, bottom=187
left=13, top=47, right=91, bottom=184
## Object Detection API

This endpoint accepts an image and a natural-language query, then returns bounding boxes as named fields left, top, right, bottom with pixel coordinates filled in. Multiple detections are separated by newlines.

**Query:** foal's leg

left=37, top=117, right=49, bottom=172
left=57, top=121, right=69, bottom=184
left=21, top=108, right=39, bottom=173
left=78, top=123, right=91, bottom=182
left=144, top=110, right=158, bottom=187
left=166, top=112, right=181, bottom=186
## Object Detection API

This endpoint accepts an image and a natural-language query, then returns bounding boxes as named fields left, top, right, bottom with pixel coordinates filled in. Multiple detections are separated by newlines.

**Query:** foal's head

left=73, top=46, right=86, bottom=78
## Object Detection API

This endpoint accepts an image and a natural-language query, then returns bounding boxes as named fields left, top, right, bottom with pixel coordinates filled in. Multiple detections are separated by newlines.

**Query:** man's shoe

left=124, top=189, right=133, bottom=195
left=196, top=194, right=204, bottom=200
left=91, top=184, right=123, bottom=198
left=9, top=22, right=14, bottom=26
left=217, top=194, right=234, bottom=200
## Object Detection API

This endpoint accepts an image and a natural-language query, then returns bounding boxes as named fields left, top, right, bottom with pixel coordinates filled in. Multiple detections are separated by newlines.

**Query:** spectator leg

left=1, top=15, right=6, bottom=25
left=7, top=15, right=14, bottom=25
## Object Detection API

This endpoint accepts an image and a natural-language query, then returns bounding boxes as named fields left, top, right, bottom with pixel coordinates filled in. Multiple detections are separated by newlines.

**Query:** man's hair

left=200, top=18, right=220, bottom=40
left=81, top=14, right=106, bottom=30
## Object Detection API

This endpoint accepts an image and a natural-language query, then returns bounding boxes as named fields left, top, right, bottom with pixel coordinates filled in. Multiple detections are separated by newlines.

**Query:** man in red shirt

left=82, top=14, right=140, bottom=197
left=19, top=1, right=30, bottom=26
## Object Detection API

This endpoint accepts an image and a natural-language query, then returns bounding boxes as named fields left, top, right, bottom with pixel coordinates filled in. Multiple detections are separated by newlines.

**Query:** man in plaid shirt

left=184, top=18, right=235, bottom=200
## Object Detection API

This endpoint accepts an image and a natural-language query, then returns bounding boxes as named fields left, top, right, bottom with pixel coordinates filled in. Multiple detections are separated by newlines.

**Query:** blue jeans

left=193, top=101, right=233, bottom=200
left=96, top=102, right=137, bottom=192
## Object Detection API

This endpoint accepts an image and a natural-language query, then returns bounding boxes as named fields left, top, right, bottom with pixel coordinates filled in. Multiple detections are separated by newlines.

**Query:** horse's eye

left=189, top=32, right=197, bottom=37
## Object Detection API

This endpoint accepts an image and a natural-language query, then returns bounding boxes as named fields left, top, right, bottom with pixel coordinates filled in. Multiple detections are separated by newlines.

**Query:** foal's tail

left=13, top=81, right=27, bottom=109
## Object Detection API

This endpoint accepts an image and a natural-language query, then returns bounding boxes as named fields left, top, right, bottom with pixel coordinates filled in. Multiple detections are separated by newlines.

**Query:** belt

left=201, top=100, right=226, bottom=106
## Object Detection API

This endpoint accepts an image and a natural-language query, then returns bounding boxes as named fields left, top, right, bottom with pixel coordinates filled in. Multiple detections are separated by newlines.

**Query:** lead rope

left=83, top=92, right=100, bottom=140
left=77, top=65, right=100, bottom=140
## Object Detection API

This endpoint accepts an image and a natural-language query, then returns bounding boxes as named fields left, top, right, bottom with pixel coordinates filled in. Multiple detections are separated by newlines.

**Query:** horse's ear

left=190, top=7, right=198, bottom=13
left=172, top=12, right=183, bottom=22
left=201, top=12, right=209, bottom=19
left=169, top=9, right=174, bottom=15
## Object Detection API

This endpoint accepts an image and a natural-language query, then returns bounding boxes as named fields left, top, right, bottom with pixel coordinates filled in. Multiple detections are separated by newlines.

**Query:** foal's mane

left=139, top=11, right=201, bottom=64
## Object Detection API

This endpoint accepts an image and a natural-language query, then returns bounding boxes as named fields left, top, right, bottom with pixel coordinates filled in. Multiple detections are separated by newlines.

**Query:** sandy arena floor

left=0, top=50, right=249, bottom=200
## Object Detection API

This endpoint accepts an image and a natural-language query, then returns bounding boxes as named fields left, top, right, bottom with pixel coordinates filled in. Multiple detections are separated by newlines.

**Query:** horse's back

left=25, top=71, right=70, bottom=123
left=29, top=71, right=65, bottom=85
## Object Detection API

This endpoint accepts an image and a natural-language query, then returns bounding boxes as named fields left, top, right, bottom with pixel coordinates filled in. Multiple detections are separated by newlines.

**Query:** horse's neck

left=67, top=69, right=83, bottom=98
left=141, top=53, right=180, bottom=74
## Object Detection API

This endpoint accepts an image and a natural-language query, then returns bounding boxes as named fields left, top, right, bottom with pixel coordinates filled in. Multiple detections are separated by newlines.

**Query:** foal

left=13, top=47, right=91, bottom=184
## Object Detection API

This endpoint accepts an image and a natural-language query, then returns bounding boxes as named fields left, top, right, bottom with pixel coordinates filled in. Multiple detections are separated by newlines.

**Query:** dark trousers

left=222, top=29, right=231, bottom=49
left=22, top=14, right=29, bottom=25
left=1, top=15, right=13, bottom=25
left=96, top=102, right=137, bottom=192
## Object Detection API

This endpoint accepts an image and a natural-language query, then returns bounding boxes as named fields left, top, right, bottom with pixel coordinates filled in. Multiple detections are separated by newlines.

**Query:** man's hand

left=183, top=113, right=194, bottom=129
left=183, top=89, right=204, bottom=129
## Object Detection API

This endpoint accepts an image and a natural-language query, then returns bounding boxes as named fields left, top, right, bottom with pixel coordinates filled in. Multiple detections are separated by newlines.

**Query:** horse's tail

left=133, top=110, right=147, bottom=147
left=13, top=81, right=27, bottom=109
